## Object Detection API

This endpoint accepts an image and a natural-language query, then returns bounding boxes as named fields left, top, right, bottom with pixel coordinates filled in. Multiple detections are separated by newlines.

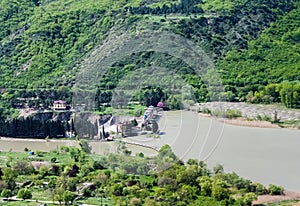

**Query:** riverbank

left=198, top=102, right=300, bottom=129
left=0, top=136, right=77, bottom=142
left=199, top=114, right=280, bottom=129
left=253, top=191, right=300, bottom=205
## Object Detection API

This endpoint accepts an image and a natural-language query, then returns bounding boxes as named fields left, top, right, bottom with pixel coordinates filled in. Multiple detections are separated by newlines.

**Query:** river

left=0, top=110, right=300, bottom=191
left=126, top=110, right=300, bottom=191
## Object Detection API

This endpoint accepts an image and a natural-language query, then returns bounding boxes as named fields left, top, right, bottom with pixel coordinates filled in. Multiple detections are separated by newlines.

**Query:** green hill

left=0, top=0, right=299, bottom=117
left=217, top=2, right=300, bottom=106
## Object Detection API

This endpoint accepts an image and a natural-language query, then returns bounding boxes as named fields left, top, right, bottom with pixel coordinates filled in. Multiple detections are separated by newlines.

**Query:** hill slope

left=0, top=0, right=299, bottom=116
left=217, top=2, right=300, bottom=106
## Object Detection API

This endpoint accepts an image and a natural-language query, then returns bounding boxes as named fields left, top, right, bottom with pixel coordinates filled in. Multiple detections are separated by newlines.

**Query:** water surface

left=128, top=111, right=300, bottom=191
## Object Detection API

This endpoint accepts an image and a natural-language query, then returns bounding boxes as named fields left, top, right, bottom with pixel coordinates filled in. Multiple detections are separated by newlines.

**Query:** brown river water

left=0, top=110, right=300, bottom=191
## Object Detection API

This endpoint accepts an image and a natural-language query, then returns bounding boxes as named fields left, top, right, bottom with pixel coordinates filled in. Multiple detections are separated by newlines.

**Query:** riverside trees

left=0, top=144, right=287, bottom=205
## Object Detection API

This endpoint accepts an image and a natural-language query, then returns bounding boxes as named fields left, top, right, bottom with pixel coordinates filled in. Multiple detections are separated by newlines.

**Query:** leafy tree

left=199, top=176, right=212, bottom=196
left=176, top=184, right=198, bottom=202
left=1, top=188, right=12, bottom=199
left=251, top=182, right=267, bottom=195
left=243, top=192, right=257, bottom=206
left=177, top=165, right=200, bottom=186
left=211, top=179, right=230, bottom=201
left=268, top=184, right=284, bottom=195
left=213, top=164, right=224, bottom=174
left=53, top=187, right=65, bottom=205
left=63, top=190, right=76, bottom=205
left=2, top=167, right=17, bottom=190
left=13, top=160, right=34, bottom=175
left=17, top=188, right=32, bottom=200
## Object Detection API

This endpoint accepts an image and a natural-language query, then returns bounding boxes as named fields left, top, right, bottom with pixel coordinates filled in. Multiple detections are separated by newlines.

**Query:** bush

left=256, top=115, right=262, bottom=120
left=268, top=184, right=284, bottom=195
left=243, top=192, right=257, bottom=205
left=82, top=187, right=93, bottom=197
left=263, top=115, right=271, bottom=122
left=129, top=197, right=142, bottom=206
left=51, top=157, right=57, bottom=163
left=226, top=109, right=242, bottom=119
left=12, top=161, right=34, bottom=175
left=137, top=152, right=144, bottom=158
left=17, top=188, right=32, bottom=200
left=201, top=108, right=211, bottom=114
left=1, top=188, right=12, bottom=198
left=252, top=182, right=267, bottom=195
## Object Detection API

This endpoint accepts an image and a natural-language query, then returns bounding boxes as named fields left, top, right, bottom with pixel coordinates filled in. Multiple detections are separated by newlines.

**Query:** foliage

left=1, top=188, right=12, bottom=198
left=17, top=188, right=32, bottom=200
left=0, top=144, right=286, bottom=205
left=268, top=184, right=284, bottom=195
left=0, top=0, right=298, bottom=120
left=79, top=139, right=92, bottom=154
left=218, top=2, right=300, bottom=104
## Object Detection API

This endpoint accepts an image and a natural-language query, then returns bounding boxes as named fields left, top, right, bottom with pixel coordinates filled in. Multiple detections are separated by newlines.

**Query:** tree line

left=128, top=0, right=204, bottom=15
left=0, top=143, right=286, bottom=205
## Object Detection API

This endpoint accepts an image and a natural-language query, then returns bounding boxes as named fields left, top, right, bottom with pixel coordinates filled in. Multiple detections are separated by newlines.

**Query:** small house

left=53, top=100, right=67, bottom=110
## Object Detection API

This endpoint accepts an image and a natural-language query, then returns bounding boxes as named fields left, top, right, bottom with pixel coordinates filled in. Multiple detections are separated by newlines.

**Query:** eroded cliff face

left=73, top=112, right=111, bottom=140
left=31, top=111, right=73, bottom=122
left=0, top=110, right=111, bottom=139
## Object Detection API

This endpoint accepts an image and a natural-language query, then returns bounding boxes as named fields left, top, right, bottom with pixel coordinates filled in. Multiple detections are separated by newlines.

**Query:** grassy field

left=0, top=149, right=75, bottom=166
left=0, top=201, right=56, bottom=206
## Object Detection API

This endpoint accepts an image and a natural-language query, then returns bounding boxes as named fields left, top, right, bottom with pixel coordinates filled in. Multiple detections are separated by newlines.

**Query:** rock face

left=73, top=112, right=111, bottom=140
left=32, top=111, right=112, bottom=139
left=0, top=110, right=111, bottom=139
left=32, top=111, right=73, bottom=122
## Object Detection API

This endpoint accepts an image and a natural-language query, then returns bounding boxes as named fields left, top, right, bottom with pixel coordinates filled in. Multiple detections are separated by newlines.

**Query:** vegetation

left=218, top=2, right=300, bottom=106
left=200, top=108, right=242, bottom=119
left=0, top=0, right=299, bottom=121
left=0, top=144, right=287, bottom=205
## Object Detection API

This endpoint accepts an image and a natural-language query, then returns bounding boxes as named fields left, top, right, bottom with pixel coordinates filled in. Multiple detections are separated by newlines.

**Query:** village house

left=53, top=100, right=67, bottom=110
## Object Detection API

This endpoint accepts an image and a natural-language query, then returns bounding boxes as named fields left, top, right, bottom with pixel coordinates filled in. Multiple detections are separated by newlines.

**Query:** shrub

left=17, top=188, right=32, bottom=200
left=129, top=197, right=142, bottom=206
left=82, top=187, right=93, bottom=197
left=268, top=184, right=284, bottom=195
left=201, top=108, right=211, bottom=114
left=12, top=161, right=34, bottom=175
left=243, top=192, right=257, bottom=205
left=137, top=152, right=144, bottom=158
left=262, top=115, right=271, bottom=122
left=1, top=188, right=12, bottom=198
left=251, top=182, right=267, bottom=195
left=226, top=109, right=242, bottom=119
left=256, top=115, right=262, bottom=120
left=51, top=157, right=57, bottom=163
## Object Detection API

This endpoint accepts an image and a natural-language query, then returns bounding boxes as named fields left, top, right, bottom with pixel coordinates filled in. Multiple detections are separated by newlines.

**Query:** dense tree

left=211, top=179, right=230, bottom=201
left=0, top=188, right=12, bottom=199
left=1, top=167, right=17, bottom=190
left=17, top=188, right=32, bottom=200
left=268, top=184, right=284, bottom=195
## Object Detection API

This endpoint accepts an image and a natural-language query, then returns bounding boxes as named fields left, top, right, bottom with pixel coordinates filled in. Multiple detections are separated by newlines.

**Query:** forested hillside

left=0, top=0, right=300, bottom=118
left=217, top=2, right=300, bottom=106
